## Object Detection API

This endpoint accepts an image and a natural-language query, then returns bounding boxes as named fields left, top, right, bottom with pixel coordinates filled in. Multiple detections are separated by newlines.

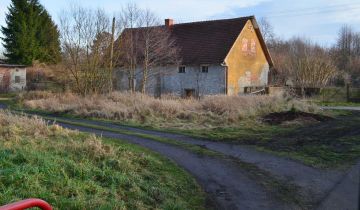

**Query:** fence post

left=346, top=84, right=350, bottom=102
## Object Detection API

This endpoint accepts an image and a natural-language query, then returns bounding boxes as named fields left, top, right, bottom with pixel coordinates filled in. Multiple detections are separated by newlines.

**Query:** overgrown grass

left=0, top=111, right=205, bottom=209
left=20, top=91, right=319, bottom=129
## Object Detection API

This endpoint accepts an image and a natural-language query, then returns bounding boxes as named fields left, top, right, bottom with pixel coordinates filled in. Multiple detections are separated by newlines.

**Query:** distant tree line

left=259, top=18, right=360, bottom=88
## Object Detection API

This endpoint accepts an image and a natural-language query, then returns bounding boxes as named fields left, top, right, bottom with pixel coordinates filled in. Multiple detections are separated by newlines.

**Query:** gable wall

left=225, top=20, right=269, bottom=95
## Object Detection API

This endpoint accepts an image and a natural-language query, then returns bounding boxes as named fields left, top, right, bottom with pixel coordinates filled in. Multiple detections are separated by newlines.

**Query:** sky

left=1, top=0, right=360, bottom=56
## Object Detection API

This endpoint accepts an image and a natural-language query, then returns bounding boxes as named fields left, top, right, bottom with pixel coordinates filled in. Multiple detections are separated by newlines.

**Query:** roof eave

left=251, top=18, right=274, bottom=68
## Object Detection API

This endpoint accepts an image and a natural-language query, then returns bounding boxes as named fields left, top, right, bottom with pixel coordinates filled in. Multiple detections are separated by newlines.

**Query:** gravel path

left=317, top=162, right=360, bottom=210
left=0, top=103, right=8, bottom=109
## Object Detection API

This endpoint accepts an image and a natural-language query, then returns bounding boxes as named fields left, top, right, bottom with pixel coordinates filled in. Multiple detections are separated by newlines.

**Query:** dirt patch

left=263, top=111, right=333, bottom=125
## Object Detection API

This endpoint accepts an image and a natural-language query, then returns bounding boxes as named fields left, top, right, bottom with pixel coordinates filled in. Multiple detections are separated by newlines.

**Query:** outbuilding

left=0, top=64, right=27, bottom=92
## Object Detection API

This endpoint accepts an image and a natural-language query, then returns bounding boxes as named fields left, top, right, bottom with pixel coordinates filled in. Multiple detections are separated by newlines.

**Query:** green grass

left=0, top=113, right=206, bottom=209
left=316, top=101, right=360, bottom=107
left=0, top=93, right=17, bottom=98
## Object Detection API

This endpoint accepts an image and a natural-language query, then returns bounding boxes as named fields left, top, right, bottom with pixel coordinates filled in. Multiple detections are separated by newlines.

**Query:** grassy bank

left=0, top=111, right=205, bottom=209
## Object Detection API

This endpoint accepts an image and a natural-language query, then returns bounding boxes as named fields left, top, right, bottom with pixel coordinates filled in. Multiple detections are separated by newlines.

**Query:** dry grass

left=21, top=91, right=319, bottom=128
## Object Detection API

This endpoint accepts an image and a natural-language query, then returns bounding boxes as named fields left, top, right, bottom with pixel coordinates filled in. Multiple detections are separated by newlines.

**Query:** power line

left=261, top=4, right=360, bottom=19
left=260, top=1, right=360, bottom=17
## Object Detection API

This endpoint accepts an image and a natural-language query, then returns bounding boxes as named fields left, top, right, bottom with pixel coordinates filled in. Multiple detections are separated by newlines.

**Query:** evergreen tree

left=1, top=0, right=61, bottom=65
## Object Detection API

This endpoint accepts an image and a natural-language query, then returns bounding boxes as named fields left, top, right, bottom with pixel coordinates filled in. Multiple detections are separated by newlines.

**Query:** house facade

left=0, top=64, right=27, bottom=92
left=115, top=16, right=273, bottom=97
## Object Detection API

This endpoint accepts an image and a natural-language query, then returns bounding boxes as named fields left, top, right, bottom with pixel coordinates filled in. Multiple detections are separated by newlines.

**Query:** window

left=250, top=39, right=256, bottom=54
left=201, top=65, right=209, bottom=73
left=242, top=38, right=248, bottom=52
left=15, top=76, right=21, bottom=83
left=184, top=89, right=195, bottom=98
left=178, top=66, right=186, bottom=73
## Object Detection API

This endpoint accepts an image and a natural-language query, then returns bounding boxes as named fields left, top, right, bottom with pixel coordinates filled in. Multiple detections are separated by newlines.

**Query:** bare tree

left=59, top=6, right=112, bottom=95
left=137, top=9, right=179, bottom=94
left=286, top=38, right=337, bottom=95
left=333, top=25, right=360, bottom=85
left=115, top=4, right=179, bottom=94
left=115, top=3, right=142, bottom=92
left=258, top=17, right=275, bottom=44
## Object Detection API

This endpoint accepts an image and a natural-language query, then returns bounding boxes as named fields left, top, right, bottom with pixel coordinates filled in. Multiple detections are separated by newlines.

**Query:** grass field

left=0, top=111, right=205, bottom=209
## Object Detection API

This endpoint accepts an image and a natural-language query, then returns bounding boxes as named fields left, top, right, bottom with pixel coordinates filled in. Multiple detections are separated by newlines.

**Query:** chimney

left=165, top=19, right=174, bottom=27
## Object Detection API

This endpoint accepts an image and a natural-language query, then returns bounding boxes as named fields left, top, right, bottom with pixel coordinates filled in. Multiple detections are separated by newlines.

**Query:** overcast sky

left=1, top=0, right=360, bottom=56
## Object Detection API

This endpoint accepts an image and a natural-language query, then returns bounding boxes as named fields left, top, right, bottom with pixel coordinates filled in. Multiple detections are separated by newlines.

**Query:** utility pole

left=109, top=17, right=116, bottom=93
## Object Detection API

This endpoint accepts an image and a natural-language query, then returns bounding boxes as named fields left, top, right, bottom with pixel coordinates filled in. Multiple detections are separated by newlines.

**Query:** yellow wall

left=225, top=20, right=269, bottom=95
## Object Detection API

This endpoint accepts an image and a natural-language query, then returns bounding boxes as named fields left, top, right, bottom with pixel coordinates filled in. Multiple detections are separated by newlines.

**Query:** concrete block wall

left=115, top=64, right=226, bottom=97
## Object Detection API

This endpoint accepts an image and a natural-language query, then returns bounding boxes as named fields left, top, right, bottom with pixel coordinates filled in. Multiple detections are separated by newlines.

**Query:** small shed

left=0, top=64, right=27, bottom=92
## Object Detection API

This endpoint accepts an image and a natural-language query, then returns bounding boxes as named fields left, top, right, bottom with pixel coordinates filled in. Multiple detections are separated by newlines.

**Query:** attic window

left=201, top=65, right=209, bottom=73
left=178, top=66, right=186, bottom=73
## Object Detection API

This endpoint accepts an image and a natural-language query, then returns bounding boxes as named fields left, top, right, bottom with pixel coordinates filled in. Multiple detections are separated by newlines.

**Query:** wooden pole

left=109, top=17, right=116, bottom=93
left=346, top=83, right=350, bottom=102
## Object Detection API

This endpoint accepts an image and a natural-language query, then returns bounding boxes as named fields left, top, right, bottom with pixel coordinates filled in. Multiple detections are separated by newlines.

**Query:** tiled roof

left=118, top=16, right=273, bottom=66
left=170, top=17, right=250, bottom=65
left=0, top=64, right=27, bottom=68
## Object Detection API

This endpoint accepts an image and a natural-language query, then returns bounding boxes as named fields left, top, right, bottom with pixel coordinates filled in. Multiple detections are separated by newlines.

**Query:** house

left=115, top=16, right=273, bottom=97
left=0, top=64, right=27, bottom=92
